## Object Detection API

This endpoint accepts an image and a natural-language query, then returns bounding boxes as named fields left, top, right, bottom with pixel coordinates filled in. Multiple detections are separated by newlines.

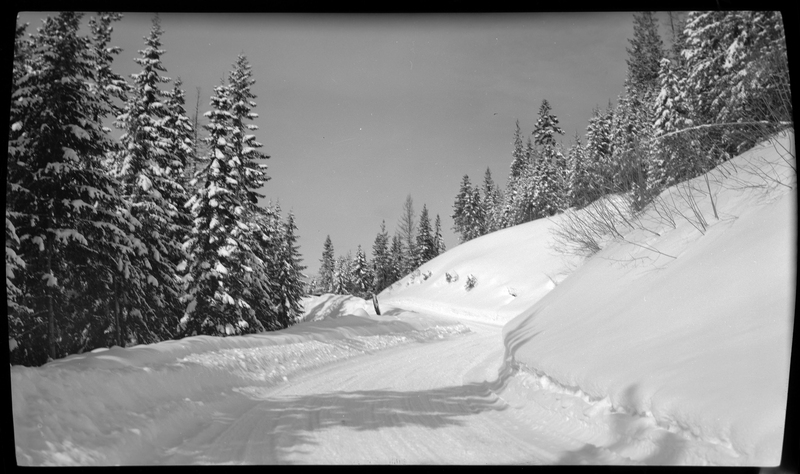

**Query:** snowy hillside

left=380, top=131, right=795, bottom=465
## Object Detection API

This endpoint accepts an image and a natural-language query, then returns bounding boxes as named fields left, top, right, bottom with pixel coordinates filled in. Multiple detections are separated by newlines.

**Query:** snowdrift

left=11, top=294, right=468, bottom=465
left=379, top=216, right=580, bottom=325
left=382, top=132, right=795, bottom=465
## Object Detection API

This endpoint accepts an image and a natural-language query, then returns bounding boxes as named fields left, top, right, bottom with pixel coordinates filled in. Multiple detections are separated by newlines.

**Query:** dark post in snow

left=372, top=294, right=381, bottom=315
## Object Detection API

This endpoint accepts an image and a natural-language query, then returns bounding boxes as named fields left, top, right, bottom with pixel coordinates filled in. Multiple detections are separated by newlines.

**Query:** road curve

left=148, top=316, right=566, bottom=465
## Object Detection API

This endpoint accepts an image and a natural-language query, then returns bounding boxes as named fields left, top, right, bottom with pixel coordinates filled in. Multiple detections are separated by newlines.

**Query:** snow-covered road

left=142, top=317, right=562, bottom=465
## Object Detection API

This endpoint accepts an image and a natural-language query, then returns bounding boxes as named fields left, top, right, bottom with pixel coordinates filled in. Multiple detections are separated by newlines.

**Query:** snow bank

left=502, top=132, right=795, bottom=465
left=11, top=296, right=469, bottom=466
left=379, top=216, right=580, bottom=325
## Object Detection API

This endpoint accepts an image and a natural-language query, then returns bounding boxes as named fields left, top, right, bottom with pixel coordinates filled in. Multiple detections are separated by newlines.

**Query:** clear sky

left=18, top=12, right=649, bottom=275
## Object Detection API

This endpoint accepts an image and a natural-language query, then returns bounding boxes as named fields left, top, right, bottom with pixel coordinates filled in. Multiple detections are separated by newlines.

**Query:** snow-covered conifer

left=351, top=245, right=372, bottom=297
left=414, top=204, right=437, bottom=267
left=181, top=54, right=272, bottom=337
left=8, top=12, right=142, bottom=363
left=433, top=214, right=446, bottom=256
left=389, top=234, right=404, bottom=284
left=371, top=221, right=391, bottom=293
left=319, top=235, right=335, bottom=293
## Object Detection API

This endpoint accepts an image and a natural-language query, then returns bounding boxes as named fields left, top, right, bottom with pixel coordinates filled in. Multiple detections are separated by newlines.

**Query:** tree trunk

left=46, top=235, right=56, bottom=361
left=114, top=275, right=122, bottom=347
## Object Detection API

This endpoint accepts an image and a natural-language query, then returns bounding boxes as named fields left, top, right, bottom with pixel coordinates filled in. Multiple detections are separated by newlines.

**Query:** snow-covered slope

left=379, top=216, right=580, bottom=325
left=381, top=132, right=795, bottom=465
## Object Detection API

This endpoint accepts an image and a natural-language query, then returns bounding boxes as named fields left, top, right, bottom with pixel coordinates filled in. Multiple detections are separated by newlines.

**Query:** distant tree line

left=451, top=11, right=790, bottom=243
left=310, top=195, right=446, bottom=297
left=7, top=13, right=307, bottom=366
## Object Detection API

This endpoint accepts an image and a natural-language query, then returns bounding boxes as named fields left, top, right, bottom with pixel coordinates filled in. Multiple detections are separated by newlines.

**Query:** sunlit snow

left=10, top=133, right=794, bottom=466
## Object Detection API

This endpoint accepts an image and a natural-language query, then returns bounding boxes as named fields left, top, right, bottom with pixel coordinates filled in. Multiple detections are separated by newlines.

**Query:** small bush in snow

left=507, top=287, right=518, bottom=297
left=445, top=271, right=458, bottom=283
left=465, top=274, right=477, bottom=291
left=422, top=270, right=432, bottom=280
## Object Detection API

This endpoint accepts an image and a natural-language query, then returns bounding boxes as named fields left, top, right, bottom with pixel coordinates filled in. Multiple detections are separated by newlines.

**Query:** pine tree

left=625, top=12, right=664, bottom=99
left=482, top=167, right=501, bottom=233
left=567, top=132, right=593, bottom=208
left=647, top=57, right=695, bottom=192
left=682, top=11, right=789, bottom=155
left=371, top=221, right=391, bottom=293
left=114, top=16, right=192, bottom=344
left=433, top=214, right=446, bottom=256
left=181, top=54, right=272, bottom=337
left=452, top=175, right=473, bottom=242
left=397, top=195, right=416, bottom=274
left=584, top=104, right=614, bottom=198
left=389, top=234, right=404, bottom=283
left=8, top=12, right=141, bottom=363
left=509, top=120, right=529, bottom=179
left=319, top=235, right=335, bottom=293
left=351, top=245, right=372, bottom=297
left=333, top=253, right=353, bottom=295
left=414, top=204, right=437, bottom=267
left=531, top=100, right=566, bottom=217
left=271, top=212, right=306, bottom=328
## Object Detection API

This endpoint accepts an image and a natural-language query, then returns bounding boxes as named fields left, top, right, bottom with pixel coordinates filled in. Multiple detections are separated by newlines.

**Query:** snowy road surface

left=145, top=317, right=563, bottom=464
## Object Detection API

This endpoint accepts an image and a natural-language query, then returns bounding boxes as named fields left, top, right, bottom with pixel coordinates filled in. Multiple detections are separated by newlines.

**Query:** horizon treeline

left=451, top=11, right=790, bottom=243
left=7, top=13, right=307, bottom=366
left=310, top=194, right=446, bottom=297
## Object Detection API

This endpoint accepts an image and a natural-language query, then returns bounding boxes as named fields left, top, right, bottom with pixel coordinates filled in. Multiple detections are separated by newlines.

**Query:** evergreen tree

left=271, top=212, right=306, bottom=328
left=8, top=12, right=141, bottom=363
left=371, top=221, right=391, bottom=293
left=181, top=54, right=272, bottom=337
left=625, top=12, right=665, bottom=98
left=531, top=99, right=566, bottom=217
left=433, top=214, right=446, bottom=256
left=114, top=16, right=191, bottom=344
left=351, top=245, right=372, bottom=297
left=333, top=253, right=353, bottom=295
left=482, top=167, right=501, bottom=232
left=414, top=204, right=437, bottom=267
left=647, top=57, right=695, bottom=191
left=397, top=195, right=416, bottom=274
left=584, top=104, right=615, bottom=197
left=682, top=11, right=789, bottom=155
left=163, top=77, right=197, bottom=198
left=567, top=132, right=593, bottom=208
left=452, top=175, right=473, bottom=242
left=319, top=235, right=335, bottom=293
left=509, top=120, right=529, bottom=179
left=389, top=234, right=404, bottom=283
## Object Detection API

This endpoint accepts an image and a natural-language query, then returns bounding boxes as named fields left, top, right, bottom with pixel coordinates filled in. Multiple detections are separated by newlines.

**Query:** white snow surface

left=380, top=131, right=795, bottom=465
left=10, top=133, right=794, bottom=466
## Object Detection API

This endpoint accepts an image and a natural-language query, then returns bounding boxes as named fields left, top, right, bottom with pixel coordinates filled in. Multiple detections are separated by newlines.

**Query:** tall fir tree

left=433, top=214, right=446, bottom=256
left=371, top=221, right=391, bottom=293
left=567, top=132, right=593, bottom=209
left=482, top=167, right=501, bottom=233
left=181, top=54, right=272, bottom=337
left=531, top=99, right=566, bottom=217
left=389, top=234, right=404, bottom=283
left=319, top=235, right=335, bottom=293
left=351, top=245, right=372, bottom=297
left=509, top=120, right=529, bottom=179
left=414, top=204, right=437, bottom=267
left=270, top=212, right=306, bottom=328
left=114, top=16, right=192, bottom=344
left=8, top=12, right=142, bottom=364
left=397, top=195, right=416, bottom=275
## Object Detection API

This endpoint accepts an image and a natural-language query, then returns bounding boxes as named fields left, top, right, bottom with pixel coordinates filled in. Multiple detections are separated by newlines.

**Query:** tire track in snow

left=153, top=320, right=561, bottom=464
